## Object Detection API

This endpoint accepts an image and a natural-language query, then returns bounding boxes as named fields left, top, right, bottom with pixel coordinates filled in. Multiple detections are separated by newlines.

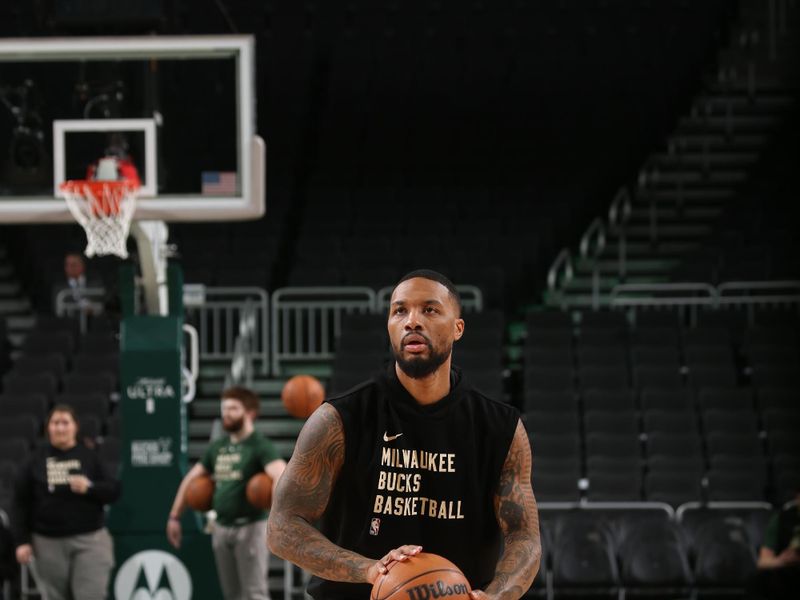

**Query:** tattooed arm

left=267, top=403, right=420, bottom=583
left=472, top=419, right=541, bottom=600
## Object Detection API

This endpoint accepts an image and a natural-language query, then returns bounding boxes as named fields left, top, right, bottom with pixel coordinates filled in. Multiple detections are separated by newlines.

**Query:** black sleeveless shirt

left=308, top=365, right=519, bottom=600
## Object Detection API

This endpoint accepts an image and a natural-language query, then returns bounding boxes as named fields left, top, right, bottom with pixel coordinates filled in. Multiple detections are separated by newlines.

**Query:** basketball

left=246, top=472, right=273, bottom=510
left=185, top=475, right=214, bottom=512
left=371, top=553, right=471, bottom=600
left=281, top=374, right=325, bottom=419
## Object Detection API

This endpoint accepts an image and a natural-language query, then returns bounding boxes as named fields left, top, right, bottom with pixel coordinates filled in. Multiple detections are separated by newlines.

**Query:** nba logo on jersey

left=370, top=518, right=381, bottom=536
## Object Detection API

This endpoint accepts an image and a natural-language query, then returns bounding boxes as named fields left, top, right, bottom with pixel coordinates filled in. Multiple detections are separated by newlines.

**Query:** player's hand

left=367, top=545, right=423, bottom=584
left=16, top=544, right=33, bottom=564
left=166, top=518, right=182, bottom=549
left=68, top=475, right=91, bottom=494
left=777, top=547, right=800, bottom=566
left=469, top=590, right=495, bottom=600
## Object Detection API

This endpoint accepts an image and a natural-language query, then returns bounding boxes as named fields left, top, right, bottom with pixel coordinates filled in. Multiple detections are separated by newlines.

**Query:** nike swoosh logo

left=383, top=432, right=403, bottom=442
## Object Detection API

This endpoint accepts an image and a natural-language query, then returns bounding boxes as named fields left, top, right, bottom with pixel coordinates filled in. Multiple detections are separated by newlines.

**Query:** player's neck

left=395, top=360, right=452, bottom=405
left=229, top=421, right=254, bottom=443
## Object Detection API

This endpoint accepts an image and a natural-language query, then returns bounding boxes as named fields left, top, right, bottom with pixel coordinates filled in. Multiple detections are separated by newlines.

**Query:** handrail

left=54, top=286, right=106, bottom=334
left=182, top=323, right=199, bottom=403
left=610, top=282, right=718, bottom=306
left=538, top=501, right=675, bottom=519
left=608, top=186, right=632, bottom=282
left=184, top=286, right=269, bottom=375
left=271, top=287, right=376, bottom=375
left=580, top=218, right=607, bottom=310
left=608, top=187, right=632, bottom=228
left=547, top=248, right=574, bottom=291
left=226, top=298, right=258, bottom=387
left=675, top=501, right=773, bottom=522
left=579, top=218, right=606, bottom=259
left=717, top=280, right=800, bottom=303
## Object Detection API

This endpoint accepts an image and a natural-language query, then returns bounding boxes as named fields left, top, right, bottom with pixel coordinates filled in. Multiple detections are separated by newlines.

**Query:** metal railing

left=611, top=280, right=800, bottom=325
left=608, top=187, right=632, bottom=280
left=184, top=287, right=269, bottom=375
left=54, top=286, right=106, bottom=334
left=270, top=287, right=376, bottom=375
left=376, top=284, right=484, bottom=314
left=579, top=218, right=606, bottom=310
left=546, top=248, right=574, bottom=305
left=225, top=298, right=259, bottom=388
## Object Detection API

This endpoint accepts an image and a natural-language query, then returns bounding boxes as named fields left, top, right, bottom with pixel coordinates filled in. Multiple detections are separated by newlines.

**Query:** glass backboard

left=0, top=35, right=264, bottom=223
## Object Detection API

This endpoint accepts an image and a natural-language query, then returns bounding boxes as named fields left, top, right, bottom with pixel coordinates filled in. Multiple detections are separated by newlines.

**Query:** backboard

left=0, top=35, right=264, bottom=223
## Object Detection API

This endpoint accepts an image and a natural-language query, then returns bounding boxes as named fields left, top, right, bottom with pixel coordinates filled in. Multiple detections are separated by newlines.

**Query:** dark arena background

left=1, top=1, right=799, bottom=599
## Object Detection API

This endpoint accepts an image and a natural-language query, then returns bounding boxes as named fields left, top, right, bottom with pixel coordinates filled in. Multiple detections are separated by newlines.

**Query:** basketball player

left=268, top=270, right=541, bottom=600
left=167, top=386, right=287, bottom=600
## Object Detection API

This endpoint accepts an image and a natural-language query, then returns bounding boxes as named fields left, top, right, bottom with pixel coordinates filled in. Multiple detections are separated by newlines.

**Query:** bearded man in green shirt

left=167, top=386, right=287, bottom=600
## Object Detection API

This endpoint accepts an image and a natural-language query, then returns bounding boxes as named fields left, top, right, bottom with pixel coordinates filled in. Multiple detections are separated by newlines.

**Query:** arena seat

left=57, top=392, right=110, bottom=420
left=1, top=373, right=57, bottom=403
left=523, top=390, right=579, bottom=414
left=0, top=394, right=48, bottom=426
left=0, top=415, right=39, bottom=446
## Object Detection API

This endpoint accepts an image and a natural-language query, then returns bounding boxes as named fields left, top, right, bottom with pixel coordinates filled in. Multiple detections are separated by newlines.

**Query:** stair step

left=577, top=258, right=679, bottom=273
left=667, top=133, right=767, bottom=150
left=0, top=298, right=31, bottom=315
left=651, top=152, right=759, bottom=168
left=679, top=115, right=781, bottom=132
left=564, top=275, right=670, bottom=293
left=640, top=188, right=736, bottom=202
left=644, top=171, right=748, bottom=186
left=5, top=315, right=36, bottom=331
left=191, top=398, right=290, bottom=418
left=623, top=224, right=712, bottom=238
left=0, top=281, right=22, bottom=296
left=628, top=206, right=723, bottom=221
left=694, top=93, right=796, bottom=113
left=0, top=264, right=15, bottom=279
left=7, top=333, right=25, bottom=348
left=188, top=419, right=304, bottom=439
left=198, top=378, right=292, bottom=398
left=603, top=241, right=699, bottom=256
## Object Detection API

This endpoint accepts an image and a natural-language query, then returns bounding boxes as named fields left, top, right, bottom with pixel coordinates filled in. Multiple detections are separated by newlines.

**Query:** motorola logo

left=114, top=550, right=191, bottom=600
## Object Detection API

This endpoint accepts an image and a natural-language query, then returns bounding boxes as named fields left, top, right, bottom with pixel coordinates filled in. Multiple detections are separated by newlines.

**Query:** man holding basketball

left=167, top=386, right=287, bottom=600
left=268, top=270, right=541, bottom=600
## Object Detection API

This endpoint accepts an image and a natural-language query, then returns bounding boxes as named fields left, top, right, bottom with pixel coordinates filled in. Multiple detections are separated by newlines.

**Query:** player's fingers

left=384, top=545, right=422, bottom=564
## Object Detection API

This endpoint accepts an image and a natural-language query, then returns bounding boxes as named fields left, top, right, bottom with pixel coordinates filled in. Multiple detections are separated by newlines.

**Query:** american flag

left=201, top=171, right=237, bottom=195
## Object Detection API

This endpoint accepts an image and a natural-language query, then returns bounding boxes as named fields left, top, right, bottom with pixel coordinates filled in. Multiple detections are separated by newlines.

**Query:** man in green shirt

left=167, top=386, right=287, bottom=600
left=753, top=489, right=800, bottom=599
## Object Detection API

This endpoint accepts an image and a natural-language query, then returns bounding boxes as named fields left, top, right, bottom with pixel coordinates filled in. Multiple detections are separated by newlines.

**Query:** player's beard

left=393, top=338, right=452, bottom=379
left=222, top=416, right=245, bottom=433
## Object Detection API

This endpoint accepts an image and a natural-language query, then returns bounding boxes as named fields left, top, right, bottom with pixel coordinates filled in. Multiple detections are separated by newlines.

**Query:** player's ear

left=454, top=318, right=464, bottom=341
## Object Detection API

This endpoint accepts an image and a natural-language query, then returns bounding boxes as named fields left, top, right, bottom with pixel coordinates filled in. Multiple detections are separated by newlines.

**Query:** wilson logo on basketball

left=405, top=580, right=469, bottom=600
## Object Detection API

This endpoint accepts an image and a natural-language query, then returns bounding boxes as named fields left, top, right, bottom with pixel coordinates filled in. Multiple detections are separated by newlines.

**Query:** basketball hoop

left=60, top=179, right=139, bottom=258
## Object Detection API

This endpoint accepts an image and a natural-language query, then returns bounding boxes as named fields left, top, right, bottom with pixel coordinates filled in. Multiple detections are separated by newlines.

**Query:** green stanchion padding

left=109, top=310, right=220, bottom=599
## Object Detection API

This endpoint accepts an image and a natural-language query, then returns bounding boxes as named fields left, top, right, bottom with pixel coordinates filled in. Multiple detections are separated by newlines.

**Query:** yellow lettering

left=437, top=502, right=448, bottom=519
left=373, top=495, right=384, bottom=513
left=381, top=447, right=392, bottom=466
left=429, top=499, right=438, bottom=517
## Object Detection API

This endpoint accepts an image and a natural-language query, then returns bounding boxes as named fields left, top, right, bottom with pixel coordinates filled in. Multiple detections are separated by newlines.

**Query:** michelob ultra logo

left=127, top=377, right=176, bottom=400
left=114, top=550, right=191, bottom=600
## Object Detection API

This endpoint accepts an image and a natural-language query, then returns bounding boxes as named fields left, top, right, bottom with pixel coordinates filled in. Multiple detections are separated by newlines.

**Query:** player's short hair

left=221, top=386, right=260, bottom=415
left=394, top=269, right=462, bottom=316
left=48, top=403, right=79, bottom=428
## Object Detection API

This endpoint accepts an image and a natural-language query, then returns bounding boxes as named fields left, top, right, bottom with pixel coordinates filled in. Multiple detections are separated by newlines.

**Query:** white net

left=61, top=180, right=138, bottom=258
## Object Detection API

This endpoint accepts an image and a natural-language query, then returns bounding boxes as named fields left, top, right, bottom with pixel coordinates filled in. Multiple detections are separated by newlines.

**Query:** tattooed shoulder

left=275, top=403, right=345, bottom=520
